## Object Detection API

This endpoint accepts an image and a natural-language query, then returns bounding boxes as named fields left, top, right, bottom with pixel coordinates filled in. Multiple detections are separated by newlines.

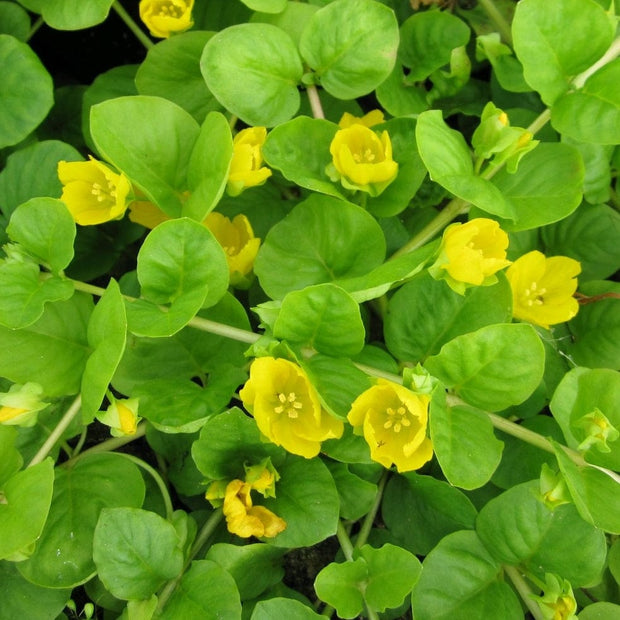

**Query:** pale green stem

left=26, top=16, right=44, bottom=42
left=572, top=36, right=620, bottom=89
left=306, top=84, right=325, bottom=119
left=504, top=566, right=546, bottom=620
left=336, top=520, right=354, bottom=562
left=525, top=108, right=552, bottom=138
left=354, top=470, right=389, bottom=550
left=112, top=1, right=155, bottom=51
left=28, top=395, right=82, bottom=467
left=67, top=422, right=147, bottom=461
left=70, top=427, right=88, bottom=458
left=156, top=508, right=224, bottom=614
left=477, top=0, right=513, bottom=46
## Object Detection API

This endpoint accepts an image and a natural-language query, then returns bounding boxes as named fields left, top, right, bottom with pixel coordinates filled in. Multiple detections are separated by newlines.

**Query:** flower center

left=383, top=404, right=411, bottom=433
left=522, top=280, right=547, bottom=307
left=157, top=2, right=184, bottom=18
left=91, top=180, right=117, bottom=205
left=274, top=392, right=303, bottom=419
left=353, top=147, right=377, bottom=164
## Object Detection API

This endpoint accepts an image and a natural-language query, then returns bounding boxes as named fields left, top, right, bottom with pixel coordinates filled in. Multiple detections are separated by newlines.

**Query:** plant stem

left=354, top=470, right=389, bottom=549
left=477, top=0, right=513, bottom=47
left=572, top=36, right=620, bottom=89
left=28, top=395, right=82, bottom=467
left=306, top=84, right=326, bottom=119
left=26, top=16, right=44, bottom=42
left=504, top=566, right=546, bottom=620
left=336, top=520, right=354, bottom=562
left=525, top=108, right=551, bottom=137
left=66, top=422, right=147, bottom=462
left=112, top=1, right=154, bottom=51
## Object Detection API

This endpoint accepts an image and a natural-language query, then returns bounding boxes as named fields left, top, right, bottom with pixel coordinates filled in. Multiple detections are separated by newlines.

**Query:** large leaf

left=41, top=0, right=114, bottom=29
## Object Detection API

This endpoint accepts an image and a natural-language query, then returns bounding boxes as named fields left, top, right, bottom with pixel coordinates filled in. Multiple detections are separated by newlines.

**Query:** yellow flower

left=532, top=574, right=577, bottom=620
left=204, top=212, right=261, bottom=286
left=575, top=408, right=619, bottom=453
left=128, top=200, right=171, bottom=229
left=506, top=251, right=581, bottom=329
left=338, top=110, right=385, bottom=129
left=239, top=357, right=344, bottom=458
left=97, top=398, right=140, bottom=437
left=347, top=379, right=433, bottom=473
left=430, top=218, right=512, bottom=293
left=58, top=156, right=131, bottom=226
left=227, top=127, right=272, bottom=197
left=139, top=0, right=194, bottom=38
left=244, top=458, right=280, bottom=498
left=328, top=124, right=398, bottom=196
left=223, top=479, right=286, bottom=539
left=0, top=383, right=48, bottom=427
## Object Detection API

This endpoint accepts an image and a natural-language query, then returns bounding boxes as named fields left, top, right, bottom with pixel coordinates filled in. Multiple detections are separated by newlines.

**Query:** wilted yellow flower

left=223, top=479, right=286, bottom=538
left=338, top=110, right=385, bottom=129
left=347, top=379, right=433, bottom=473
left=429, top=218, right=512, bottom=294
left=204, top=212, right=261, bottom=286
left=239, top=357, right=344, bottom=458
left=139, top=0, right=194, bottom=38
left=0, top=383, right=48, bottom=427
left=328, top=124, right=398, bottom=196
left=97, top=398, right=140, bottom=437
left=227, top=127, right=272, bottom=197
left=506, top=251, right=580, bottom=329
left=58, top=156, right=131, bottom=226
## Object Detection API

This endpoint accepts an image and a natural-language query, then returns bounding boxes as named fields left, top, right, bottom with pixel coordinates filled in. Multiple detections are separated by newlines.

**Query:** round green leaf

left=162, top=560, right=242, bottom=619
left=136, top=31, right=222, bottom=123
left=476, top=480, right=607, bottom=586
left=251, top=598, right=322, bottom=620
left=18, top=453, right=145, bottom=588
left=0, top=426, right=22, bottom=487
left=424, top=323, right=545, bottom=412
left=411, top=530, right=521, bottom=620
left=0, top=458, right=54, bottom=560
left=7, top=197, right=75, bottom=273
left=299, top=0, right=399, bottom=99
left=314, top=557, right=367, bottom=619
left=0, top=1, right=30, bottom=40
left=41, top=0, right=114, bottom=29
left=93, top=507, right=183, bottom=601
left=580, top=603, right=620, bottom=620
left=241, top=0, right=287, bottom=12
left=201, top=23, right=302, bottom=126
left=274, top=284, right=365, bottom=357
left=324, top=461, right=376, bottom=521
left=254, top=194, right=386, bottom=300
left=0, top=34, right=53, bottom=148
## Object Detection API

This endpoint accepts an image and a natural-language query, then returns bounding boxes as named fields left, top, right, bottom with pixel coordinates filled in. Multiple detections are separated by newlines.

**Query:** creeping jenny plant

left=0, top=0, right=619, bottom=618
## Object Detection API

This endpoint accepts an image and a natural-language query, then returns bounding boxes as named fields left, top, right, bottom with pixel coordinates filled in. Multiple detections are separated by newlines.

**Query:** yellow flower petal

left=139, top=0, right=194, bottom=38
left=338, top=109, right=385, bottom=129
left=128, top=201, right=171, bottom=229
left=227, top=127, right=272, bottom=196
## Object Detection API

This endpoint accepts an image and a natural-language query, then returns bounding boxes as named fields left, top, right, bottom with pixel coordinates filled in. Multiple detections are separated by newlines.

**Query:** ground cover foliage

left=0, top=0, right=620, bottom=618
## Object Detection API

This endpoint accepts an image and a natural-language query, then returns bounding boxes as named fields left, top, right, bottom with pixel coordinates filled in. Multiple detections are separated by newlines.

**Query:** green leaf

left=263, top=456, right=340, bottom=548
left=80, top=279, right=127, bottom=422
left=0, top=34, right=53, bottom=148
left=551, top=59, right=620, bottom=145
left=411, top=530, right=521, bottom=620
left=0, top=261, right=74, bottom=329
left=399, top=10, right=470, bottom=81
left=90, top=96, right=200, bottom=217
left=182, top=111, right=233, bottom=222
left=0, top=140, right=81, bottom=220
left=384, top=273, right=512, bottom=362
left=250, top=2, right=319, bottom=47
left=299, top=0, right=399, bottom=99
left=553, top=440, right=620, bottom=534
left=0, top=459, right=54, bottom=560
left=41, top=0, right=114, bottom=29
left=0, top=293, right=92, bottom=396
left=512, top=0, right=614, bottom=105
left=126, top=218, right=228, bottom=337
left=241, top=0, right=287, bottom=12
left=18, top=453, right=145, bottom=588
left=476, top=480, right=607, bottom=585
left=93, top=507, right=183, bottom=601
left=424, top=323, right=545, bottom=412
left=324, top=461, right=376, bottom=521
left=0, top=427, right=22, bottom=487
left=262, top=116, right=343, bottom=198
left=415, top=110, right=513, bottom=219
left=382, top=472, right=477, bottom=555
left=201, top=23, right=302, bottom=126
left=273, top=284, right=365, bottom=357
left=135, top=31, right=223, bottom=123
left=375, top=64, right=429, bottom=118
left=254, top=194, right=386, bottom=300
left=161, top=560, right=242, bottom=619
left=205, top=543, right=285, bottom=600
left=579, top=603, right=620, bottom=620
left=7, top=198, right=75, bottom=273
left=251, top=598, right=322, bottom=620
left=430, top=396, right=504, bottom=490
left=0, top=1, right=30, bottom=40
left=314, top=556, right=367, bottom=618
left=0, top=561, right=70, bottom=620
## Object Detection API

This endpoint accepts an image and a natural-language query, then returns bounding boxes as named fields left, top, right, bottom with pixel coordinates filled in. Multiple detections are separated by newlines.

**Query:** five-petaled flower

left=204, top=212, right=261, bottom=287
left=347, top=379, right=433, bottom=473
left=139, top=0, right=194, bottom=38
left=239, top=357, right=344, bottom=458
left=97, top=398, right=140, bottom=437
left=429, top=218, right=512, bottom=294
left=227, top=127, right=272, bottom=197
left=222, top=479, right=286, bottom=539
left=0, top=382, right=48, bottom=427
left=506, top=250, right=581, bottom=329
left=58, top=156, right=131, bottom=226
left=328, top=124, right=398, bottom=196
